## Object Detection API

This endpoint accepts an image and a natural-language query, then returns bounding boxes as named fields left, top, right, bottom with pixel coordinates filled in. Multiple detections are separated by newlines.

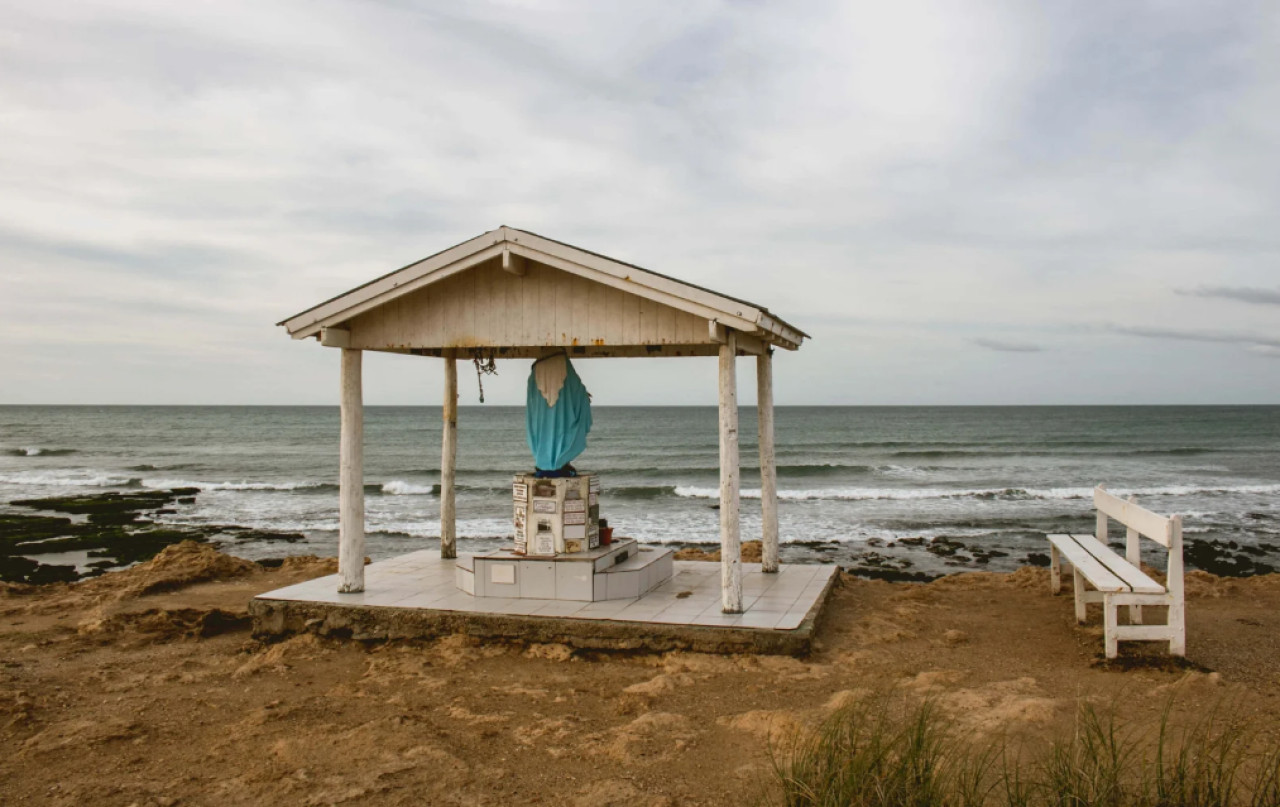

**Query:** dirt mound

left=718, top=709, right=802, bottom=743
left=674, top=540, right=762, bottom=562
left=77, top=540, right=257, bottom=599
left=572, top=778, right=672, bottom=807
left=234, top=633, right=331, bottom=678
left=20, top=717, right=143, bottom=757
left=78, top=607, right=250, bottom=644
left=273, top=554, right=339, bottom=575
left=598, top=712, right=697, bottom=762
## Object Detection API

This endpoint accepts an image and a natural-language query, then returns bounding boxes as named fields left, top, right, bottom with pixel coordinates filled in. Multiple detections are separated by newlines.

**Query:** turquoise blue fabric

left=526, top=357, right=592, bottom=471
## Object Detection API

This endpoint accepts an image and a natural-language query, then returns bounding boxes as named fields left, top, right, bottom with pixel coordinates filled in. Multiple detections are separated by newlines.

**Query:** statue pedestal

left=455, top=538, right=674, bottom=601
left=511, top=473, right=599, bottom=556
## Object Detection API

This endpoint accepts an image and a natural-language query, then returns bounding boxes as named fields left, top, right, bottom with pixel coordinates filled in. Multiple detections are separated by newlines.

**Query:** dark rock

left=0, top=489, right=213, bottom=584
left=844, top=566, right=941, bottom=583
left=926, top=537, right=966, bottom=557
left=0, top=555, right=79, bottom=585
left=1025, top=552, right=1051, bottom=568
left=0, top=514, right=74, bottom=546
left=1185, top=539, right=1276, bottom=578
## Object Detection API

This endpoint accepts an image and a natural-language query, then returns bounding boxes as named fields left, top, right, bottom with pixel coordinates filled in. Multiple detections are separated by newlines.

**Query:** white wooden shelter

left=278, top=226, right=808, bottom=613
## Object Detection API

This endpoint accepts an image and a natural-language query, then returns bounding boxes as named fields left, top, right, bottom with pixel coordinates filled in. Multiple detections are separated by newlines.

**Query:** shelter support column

left=440, top=349, right=459, bottom=559
left=757, top=349, right=779, bottom=573
left=338, top=348, right=366, bottom=592
left=719, top=331, right=743, bottom=613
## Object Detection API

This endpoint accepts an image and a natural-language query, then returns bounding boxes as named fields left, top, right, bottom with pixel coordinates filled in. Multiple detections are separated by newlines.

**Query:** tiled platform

left=249, top=549, right=839, bottom=655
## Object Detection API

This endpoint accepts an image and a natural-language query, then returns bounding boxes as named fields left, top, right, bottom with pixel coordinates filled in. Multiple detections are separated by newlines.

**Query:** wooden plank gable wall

left=344, top=257, right=714, bottom=351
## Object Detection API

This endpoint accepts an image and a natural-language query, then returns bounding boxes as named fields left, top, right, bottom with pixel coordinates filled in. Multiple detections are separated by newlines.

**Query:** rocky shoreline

left=3, top=489, right=1275, bottom=586
left=0, top=489, right=305, bottom=584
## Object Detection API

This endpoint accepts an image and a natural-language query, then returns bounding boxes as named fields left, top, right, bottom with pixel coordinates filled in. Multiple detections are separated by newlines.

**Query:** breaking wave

left=0, top=471, right=138, bottom=487
left=672, top=483, right=1280, bottom=502
left=4, top=447, right=77, bottom=457
left=381, top=480, right=439, bottom=496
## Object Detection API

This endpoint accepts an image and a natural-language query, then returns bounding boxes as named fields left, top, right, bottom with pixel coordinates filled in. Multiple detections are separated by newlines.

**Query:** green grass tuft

left=769, top=693, right=1280, bottom=807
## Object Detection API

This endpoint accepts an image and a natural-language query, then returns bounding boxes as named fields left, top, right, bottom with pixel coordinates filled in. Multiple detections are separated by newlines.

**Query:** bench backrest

left=1094, top=484, right=1183, bottom=596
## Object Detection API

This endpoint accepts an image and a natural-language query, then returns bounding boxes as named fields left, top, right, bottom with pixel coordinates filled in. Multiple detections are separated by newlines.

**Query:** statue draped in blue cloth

left=526, top=353, right=592, bottom=476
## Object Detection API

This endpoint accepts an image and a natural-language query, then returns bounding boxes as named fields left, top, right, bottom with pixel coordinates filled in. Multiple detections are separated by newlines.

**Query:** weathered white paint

left=757, top=350, right=779, bottom=574
left=1049, top=534, right=1127, bottom=593
left=502, top=247, right=527, bottom=276
left=279, top=226, right=808, bottom=350
left=1095, top=486, right=1172, bottom=547
left=1046, top=486, right=1186, bottom=658
left=1125, top=495, right=1144, bottom=625
left=343, top=258, right=718, bottom=353
left=338, top=348, right=365, bottom=592
left=1166, top=515, right=1186, bottom=655
left=376, top=345, right=748, bottom=360
left=320, top=327, right=350, bottom=348
left=718, top=331, right=742, bottom=613
left=440, top=350, right=458, bottom=560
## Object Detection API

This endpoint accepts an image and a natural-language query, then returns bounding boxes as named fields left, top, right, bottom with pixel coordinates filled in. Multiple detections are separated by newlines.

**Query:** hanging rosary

left=473, top=350, right=498, bottom=403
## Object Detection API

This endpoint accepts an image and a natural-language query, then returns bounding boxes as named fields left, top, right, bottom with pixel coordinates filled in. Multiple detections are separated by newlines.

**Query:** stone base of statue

left=511, top=473, right=599, bottom=556
left=453, top=471, right=673, bottom=601
left=455, top=538, right=673, bottom=601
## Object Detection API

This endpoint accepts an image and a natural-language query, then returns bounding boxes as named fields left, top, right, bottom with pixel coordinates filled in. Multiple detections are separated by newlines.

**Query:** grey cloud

left=971, top=338, right=1044, bottom=353
left=1111, top=325, right=1280, bottom=350
left=2, top=1, right=1279, bottom=404
left=1178, top=286, right=1280, bottom=306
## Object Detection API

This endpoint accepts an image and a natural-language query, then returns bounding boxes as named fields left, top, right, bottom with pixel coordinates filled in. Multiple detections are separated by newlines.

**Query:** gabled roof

left=278, top=226, right=808, bottom=350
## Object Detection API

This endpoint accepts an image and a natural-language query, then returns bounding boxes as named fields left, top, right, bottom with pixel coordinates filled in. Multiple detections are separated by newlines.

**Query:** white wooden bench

left=1048, top=485, right=1185, bottom=659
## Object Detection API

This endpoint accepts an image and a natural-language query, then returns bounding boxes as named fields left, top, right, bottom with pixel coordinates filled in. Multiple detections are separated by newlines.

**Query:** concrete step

left=599, top=547, right=675, bottom=601
left=460, top=544, right=675, bottom=602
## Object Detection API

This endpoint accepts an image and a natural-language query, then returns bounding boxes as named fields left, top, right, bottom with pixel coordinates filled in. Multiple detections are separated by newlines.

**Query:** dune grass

left=769, top=694, right=1280, bottom=807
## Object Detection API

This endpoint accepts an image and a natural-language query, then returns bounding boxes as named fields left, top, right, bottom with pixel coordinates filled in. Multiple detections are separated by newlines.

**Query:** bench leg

left=1049, top=544, right=1061, bottom=594
left=1168, top=598, right=1186, bottom=656
left=1072, top=568, right=1087, bottom=623
left=1104, top=595, right=1119, bottom=659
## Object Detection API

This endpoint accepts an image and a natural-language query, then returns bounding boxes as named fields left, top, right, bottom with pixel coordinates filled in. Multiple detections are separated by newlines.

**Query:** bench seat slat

left=1048, top=534, right=1128, bottom=592
left=1069, top=533, right=1165, bottom=594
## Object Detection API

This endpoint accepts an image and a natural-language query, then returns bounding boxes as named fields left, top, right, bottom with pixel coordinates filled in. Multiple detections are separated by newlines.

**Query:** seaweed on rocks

left=925, top=537, right=966, bottom=558
left=0, top=488, right=304, bottom=584
left=846, top=567, right=942, bottom=583
left=10, top=488, right=200, bottom=521
left=1024, top=552, right=1051, bottom=568
left=216, top=526, right=306, bottom=544
left=0, top=514, right=75, bottom=544
left=0, top=554, right=78, bottom=585
left=1184, top=538, right=1276, bottom=577
left=843, top=549, right=941, bottom=583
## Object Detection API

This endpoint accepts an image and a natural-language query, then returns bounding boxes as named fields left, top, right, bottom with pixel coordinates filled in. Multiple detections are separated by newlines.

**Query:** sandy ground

left=2, top=542, right=1279, bottom=807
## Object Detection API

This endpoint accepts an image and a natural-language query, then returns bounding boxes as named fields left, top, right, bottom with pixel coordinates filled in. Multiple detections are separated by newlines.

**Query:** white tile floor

left=257, top=550, right=837, bottom=631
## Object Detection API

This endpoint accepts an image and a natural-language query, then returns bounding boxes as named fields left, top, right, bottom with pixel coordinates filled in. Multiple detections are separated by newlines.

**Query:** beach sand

left=2, top=542, right=1278, bottom=806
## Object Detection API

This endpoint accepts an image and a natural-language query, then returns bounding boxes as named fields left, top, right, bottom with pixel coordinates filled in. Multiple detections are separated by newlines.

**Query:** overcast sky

left=2, top=1, right=1277, bottom=406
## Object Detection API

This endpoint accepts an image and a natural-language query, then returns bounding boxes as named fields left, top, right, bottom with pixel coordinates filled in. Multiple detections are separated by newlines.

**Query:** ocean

left=1, top=405, right=1277, bottom=577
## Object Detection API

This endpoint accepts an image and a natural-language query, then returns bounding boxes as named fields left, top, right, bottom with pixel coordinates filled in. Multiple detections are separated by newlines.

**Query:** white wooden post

left=1049, top=544, right=1061, bottom=593
left=1125, top=495, right=1143, bottom=625
left=757, top=350, right=779, bottom=573
left=1104, top=595, right=1119, bottom=659
left=441, top=349, right=458, bottom=560
left=1090, top=502, right=1107, bottom=625
left=338, top=348, right=366, bottom=592
left=1167, top=515, right=1186, bottom=656
left=1072, top=569, right=1087, bottom=623
left=719, top=331, right=743, bottom=613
